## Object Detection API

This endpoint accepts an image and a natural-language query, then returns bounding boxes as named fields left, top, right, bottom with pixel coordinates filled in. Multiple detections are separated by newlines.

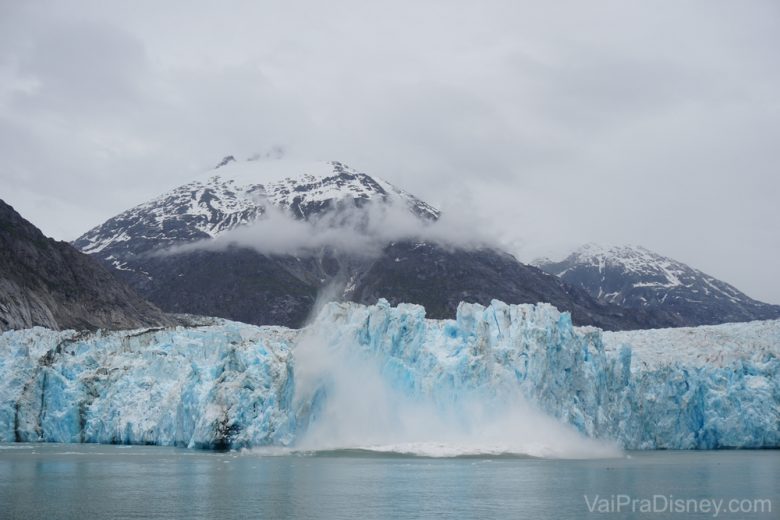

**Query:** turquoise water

left=0, top=444, right=778, bottom=519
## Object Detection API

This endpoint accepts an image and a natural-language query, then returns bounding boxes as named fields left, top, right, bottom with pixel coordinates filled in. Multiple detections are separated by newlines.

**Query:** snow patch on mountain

left=562, top=244, right=690, bottom=293
left=536, top=243, right=780, bottom=326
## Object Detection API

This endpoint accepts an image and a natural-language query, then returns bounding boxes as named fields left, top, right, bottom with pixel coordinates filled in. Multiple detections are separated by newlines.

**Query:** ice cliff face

left=0, top=325, right=297, bottom=448
left=1, top=301, right=777, bottom=451
left=308, top=300, right=779, bottom=449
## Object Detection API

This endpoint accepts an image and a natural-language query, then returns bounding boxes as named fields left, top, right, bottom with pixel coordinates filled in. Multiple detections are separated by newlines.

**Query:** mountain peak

left=73, top=159, right=440, bottom=258
left=537, top=243, right=780, bottom=326
left=572, top=242, right=653, bottom=258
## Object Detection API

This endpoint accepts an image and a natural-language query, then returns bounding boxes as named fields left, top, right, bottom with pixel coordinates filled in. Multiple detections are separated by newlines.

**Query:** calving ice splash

left=0, top=299, right=778, bottom=456
left=287, top=309, right=618, bottom=459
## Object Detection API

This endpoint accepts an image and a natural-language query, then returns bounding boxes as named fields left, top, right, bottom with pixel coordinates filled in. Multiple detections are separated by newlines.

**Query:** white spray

left=287, top=314, right=621, bottom=459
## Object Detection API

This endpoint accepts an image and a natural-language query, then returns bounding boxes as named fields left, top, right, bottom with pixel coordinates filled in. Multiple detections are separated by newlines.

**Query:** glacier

left=0, top=299, right=777, bottom=453
left=0, top=325, right=298, bottom=449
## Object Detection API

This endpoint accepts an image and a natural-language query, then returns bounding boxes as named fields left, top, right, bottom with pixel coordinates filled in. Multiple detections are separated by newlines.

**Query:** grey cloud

left=0, top=0, right=778, bottom=303
left=165, top=200, right=499, bottom=258
left=16, top=21, right=147, bottom=112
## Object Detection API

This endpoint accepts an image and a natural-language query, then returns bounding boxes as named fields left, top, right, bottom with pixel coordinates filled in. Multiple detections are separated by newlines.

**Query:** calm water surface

left=0, top=444, right=778, bottom=519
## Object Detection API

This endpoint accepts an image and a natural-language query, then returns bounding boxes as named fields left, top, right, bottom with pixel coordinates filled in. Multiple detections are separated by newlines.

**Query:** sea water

left=0, top=444, right=777, bottom=519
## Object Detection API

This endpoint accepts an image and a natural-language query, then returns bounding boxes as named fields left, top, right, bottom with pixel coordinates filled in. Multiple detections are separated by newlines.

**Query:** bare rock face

left=0, top=199, right=173, bottom=331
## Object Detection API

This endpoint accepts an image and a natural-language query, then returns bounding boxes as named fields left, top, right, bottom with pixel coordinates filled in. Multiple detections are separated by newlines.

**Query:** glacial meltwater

left=0, top=444, right=777, bottom=520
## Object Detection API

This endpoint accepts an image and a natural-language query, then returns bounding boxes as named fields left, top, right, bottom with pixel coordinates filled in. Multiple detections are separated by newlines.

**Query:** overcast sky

left=1, top=0, right=778, bottom=303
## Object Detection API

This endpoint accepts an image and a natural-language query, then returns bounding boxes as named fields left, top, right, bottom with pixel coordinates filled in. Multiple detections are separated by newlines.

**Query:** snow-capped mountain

left=536, top=243, right=780, bottom=326
left=72, top=159, right=661, bottom=330
left=75, top=159, right=439, bottom=262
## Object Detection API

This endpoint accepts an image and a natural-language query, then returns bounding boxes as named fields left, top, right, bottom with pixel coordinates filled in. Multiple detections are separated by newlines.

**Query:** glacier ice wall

left=0, top=299, right=778, bottom=451
left=305, top=300, right=779, bottom=449
left=0, top=325, right=297, bottom=448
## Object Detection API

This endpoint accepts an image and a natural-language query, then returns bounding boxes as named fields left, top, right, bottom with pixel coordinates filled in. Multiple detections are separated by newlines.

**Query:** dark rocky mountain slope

left=0, top=199, right=173, bottom=331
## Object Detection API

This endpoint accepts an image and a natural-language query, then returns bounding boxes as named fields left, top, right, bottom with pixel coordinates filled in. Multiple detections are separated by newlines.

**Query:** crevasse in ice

left=0, top=299, right=777, bottom=450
